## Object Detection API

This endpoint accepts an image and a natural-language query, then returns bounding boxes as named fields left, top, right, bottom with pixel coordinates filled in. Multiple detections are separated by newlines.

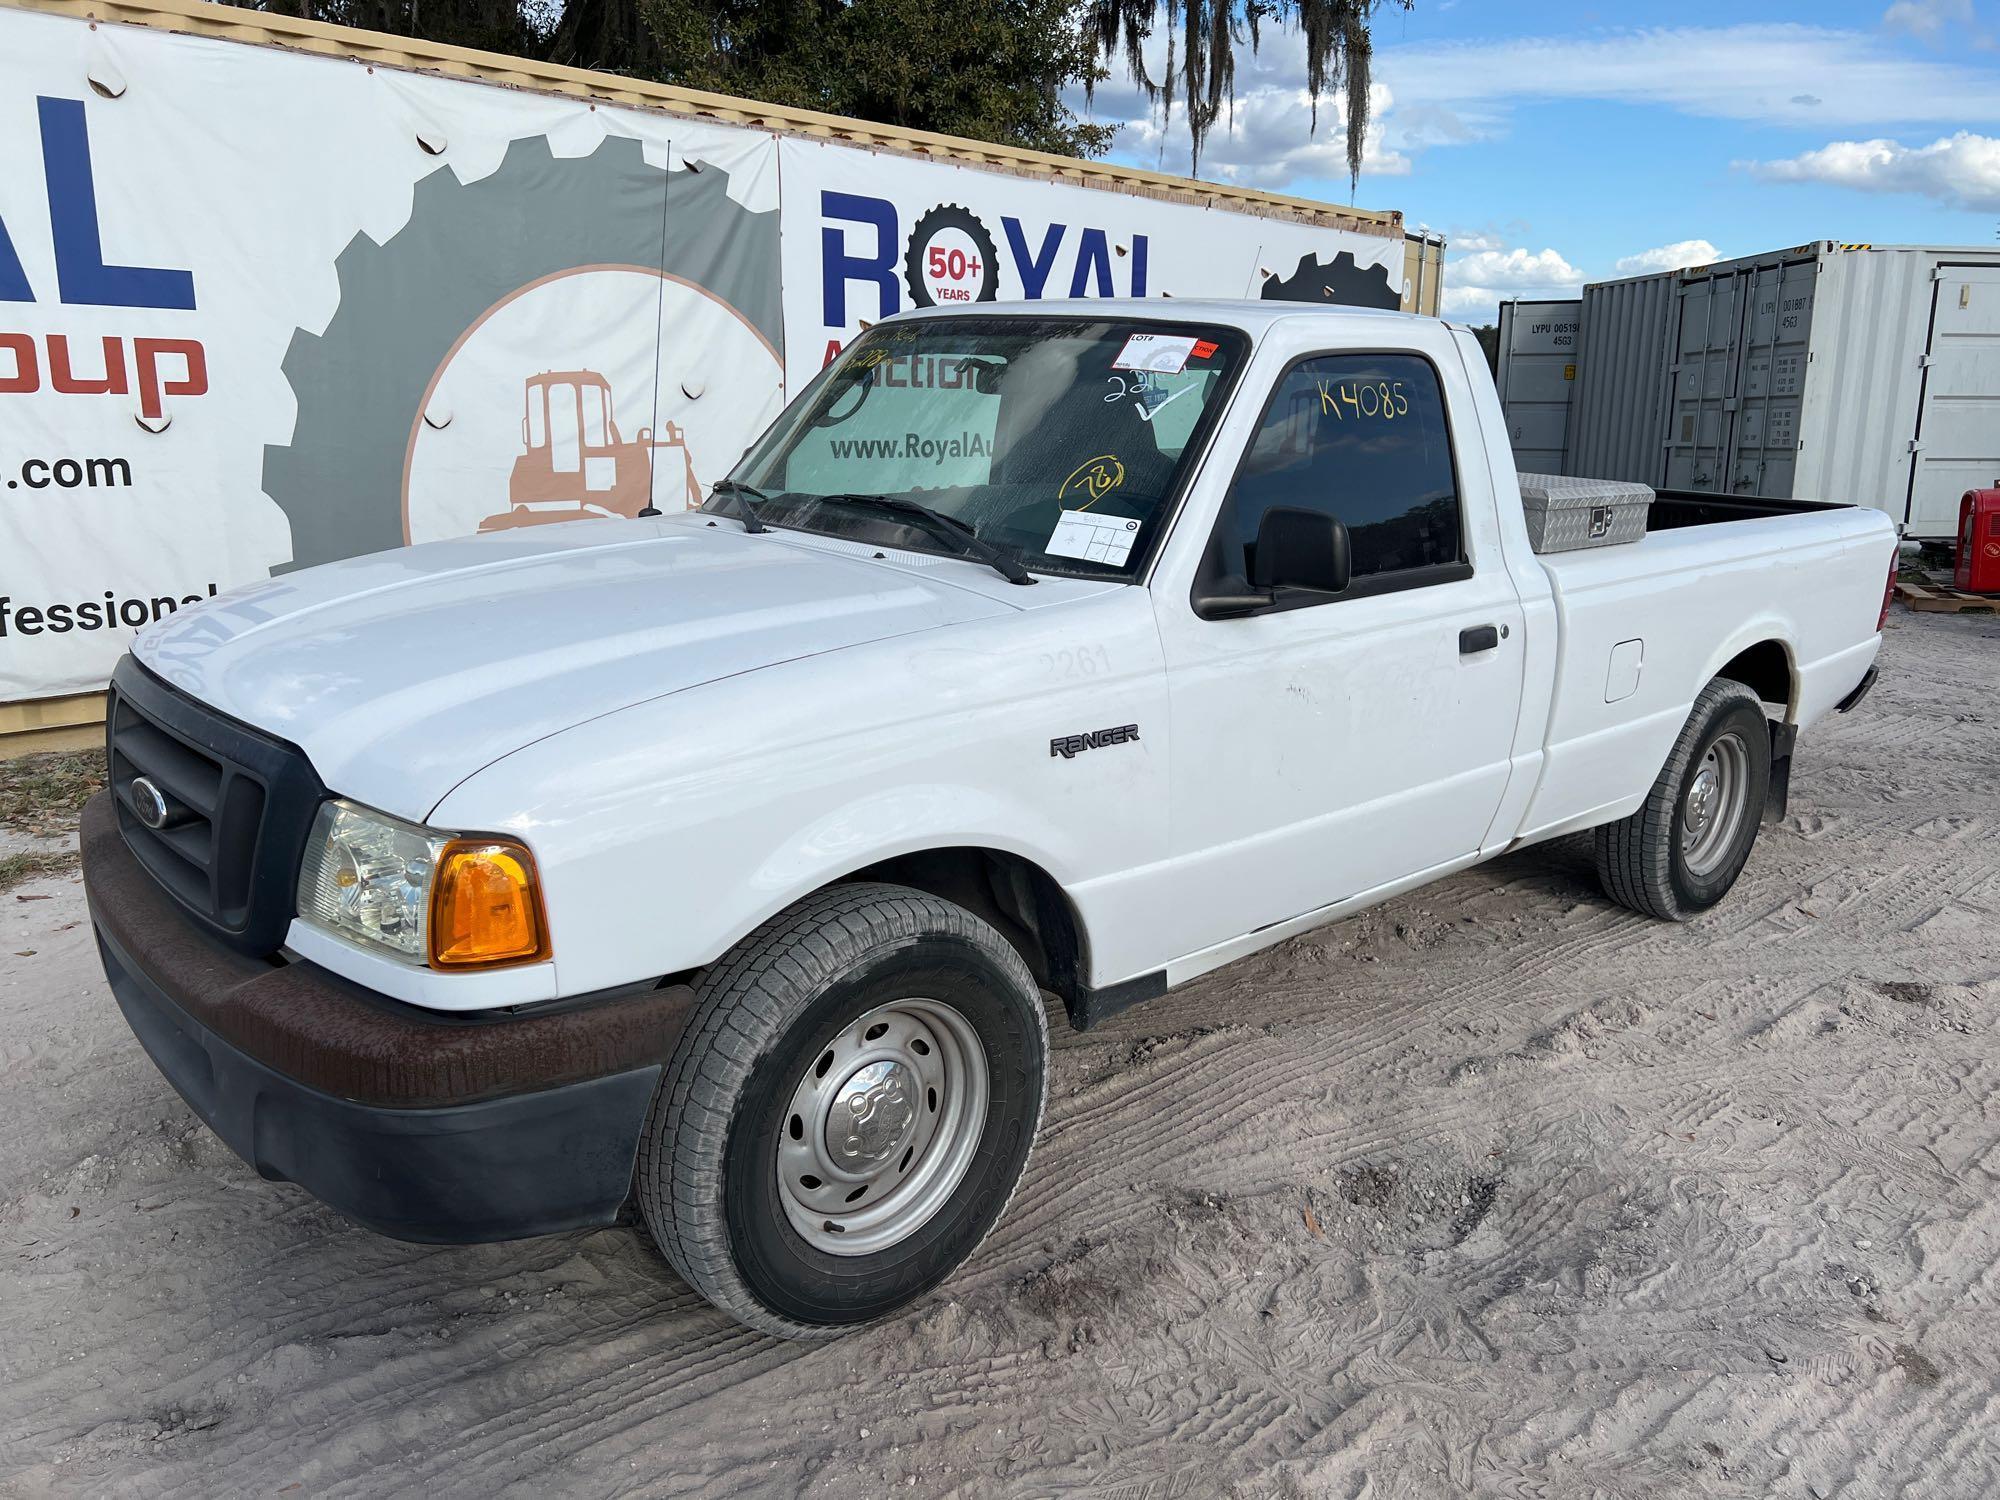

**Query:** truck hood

left=133, top=515, right=1017, bottom=821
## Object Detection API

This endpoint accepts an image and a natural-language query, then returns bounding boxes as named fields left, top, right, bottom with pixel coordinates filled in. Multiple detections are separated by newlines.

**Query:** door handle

left=1459, top=624, right=1501, bottom=654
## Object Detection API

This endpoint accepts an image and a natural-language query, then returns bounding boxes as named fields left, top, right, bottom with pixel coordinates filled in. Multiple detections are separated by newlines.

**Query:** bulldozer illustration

left=480, top=370, right=703, bottom=532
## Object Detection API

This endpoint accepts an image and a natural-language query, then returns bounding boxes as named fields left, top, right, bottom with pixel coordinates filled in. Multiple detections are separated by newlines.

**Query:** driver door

left=1152, top=348, right=1527, bottom=962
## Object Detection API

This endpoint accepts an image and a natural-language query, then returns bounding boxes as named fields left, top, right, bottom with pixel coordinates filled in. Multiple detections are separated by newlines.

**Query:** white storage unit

left=1495, top=299, right=1581, bottom=473
left=1877, top=259, right=2000, bottom=540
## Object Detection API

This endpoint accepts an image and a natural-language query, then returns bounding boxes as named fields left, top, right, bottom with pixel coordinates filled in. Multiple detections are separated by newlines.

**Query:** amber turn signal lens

left=428, top=839, right=549, bottom=969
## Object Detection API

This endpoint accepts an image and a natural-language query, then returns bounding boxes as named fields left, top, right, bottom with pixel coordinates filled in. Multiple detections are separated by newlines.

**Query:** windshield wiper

left=704, top=478, right=769, bottom=534
left=810, top=493, right=1034, bottom=586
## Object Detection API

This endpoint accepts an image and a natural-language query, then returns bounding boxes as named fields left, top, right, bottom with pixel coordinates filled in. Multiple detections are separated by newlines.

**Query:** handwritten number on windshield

left=1104, top=374, right=1195, bottom=425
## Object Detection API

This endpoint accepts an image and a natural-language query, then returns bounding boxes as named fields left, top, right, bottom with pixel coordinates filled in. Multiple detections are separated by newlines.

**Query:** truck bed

left=1516, top=486, right=1893, bottom=849
left=1646, top=490, right=1853, bottom=531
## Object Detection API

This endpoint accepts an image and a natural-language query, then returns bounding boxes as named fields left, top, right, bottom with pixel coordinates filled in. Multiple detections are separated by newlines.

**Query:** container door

left=1727, top=260, right=1815, bottom=497
left=1569, top=273, right=1676, bottom=486
left=1663, top=272, right=1743, bottom=491
left=1908, top=265, right=2000, bottom=538
left=1494, top=299, right=1581, bottom=473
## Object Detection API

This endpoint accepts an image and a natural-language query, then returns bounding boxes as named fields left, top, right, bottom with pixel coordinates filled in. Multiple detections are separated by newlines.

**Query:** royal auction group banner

left=0, top=6, right=1407, bottom=703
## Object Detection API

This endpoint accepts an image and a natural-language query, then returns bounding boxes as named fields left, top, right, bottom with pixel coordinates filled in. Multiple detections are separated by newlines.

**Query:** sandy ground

left=1, top=606, right=1997, bottom=1499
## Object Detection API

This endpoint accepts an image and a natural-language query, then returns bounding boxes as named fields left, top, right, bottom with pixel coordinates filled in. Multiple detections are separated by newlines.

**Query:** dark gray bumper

left=97, top=922, right=660, bottom=1245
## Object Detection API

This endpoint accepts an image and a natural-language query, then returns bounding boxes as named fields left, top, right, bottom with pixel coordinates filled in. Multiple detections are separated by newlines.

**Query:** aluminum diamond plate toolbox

left=1517, top=472, right=1654, bottom=553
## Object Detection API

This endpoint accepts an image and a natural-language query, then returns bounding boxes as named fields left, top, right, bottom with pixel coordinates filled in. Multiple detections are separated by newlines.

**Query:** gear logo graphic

left=1261, top=250, right=1401, bottom=311
left=262, top=134, right=783, bottom=573
left=902, top=204, right=1000, bottom=309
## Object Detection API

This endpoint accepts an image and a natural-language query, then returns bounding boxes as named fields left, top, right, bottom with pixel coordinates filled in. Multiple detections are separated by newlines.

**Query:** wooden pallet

left=1895, top=579, right=2000, bottom=614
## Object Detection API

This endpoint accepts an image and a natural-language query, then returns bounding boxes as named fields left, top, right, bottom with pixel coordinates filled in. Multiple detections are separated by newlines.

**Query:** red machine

left=1956, top=488, right=2000, bottom=594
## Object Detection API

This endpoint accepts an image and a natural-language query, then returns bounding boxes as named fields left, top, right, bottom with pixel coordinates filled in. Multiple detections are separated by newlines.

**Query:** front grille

left=106, top=655, right=326, bottom=956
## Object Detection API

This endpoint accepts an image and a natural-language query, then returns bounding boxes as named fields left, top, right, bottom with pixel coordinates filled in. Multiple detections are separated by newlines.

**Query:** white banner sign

left=778, top=137, right=1406, bottom=390
left=0, top=8, right=1405, bottom=703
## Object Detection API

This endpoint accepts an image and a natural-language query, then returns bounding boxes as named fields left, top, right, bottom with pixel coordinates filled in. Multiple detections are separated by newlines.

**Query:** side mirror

left=1192, top=507, right=1353, bottom=620
left=1249, top=506, right=1351, bottom=595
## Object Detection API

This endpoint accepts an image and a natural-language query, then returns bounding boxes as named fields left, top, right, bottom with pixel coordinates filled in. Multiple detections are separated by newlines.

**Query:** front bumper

left=82, top=792, right=692, bottom=1243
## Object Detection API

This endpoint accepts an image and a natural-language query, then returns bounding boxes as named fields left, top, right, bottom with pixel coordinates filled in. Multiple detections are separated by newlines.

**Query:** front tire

left=638, top=883, right=1048, bottom=1339
left=1596, top=678, right=1772, bottom=920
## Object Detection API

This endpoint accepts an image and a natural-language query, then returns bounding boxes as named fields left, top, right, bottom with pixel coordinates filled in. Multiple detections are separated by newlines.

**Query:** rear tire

left=1596, top=678, right=1771, bottom=921
left=637, top=883, right=1048, bottom=1339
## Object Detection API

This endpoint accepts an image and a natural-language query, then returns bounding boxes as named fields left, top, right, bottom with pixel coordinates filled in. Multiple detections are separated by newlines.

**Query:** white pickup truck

left=83, top=300, right=1896, bottom=1337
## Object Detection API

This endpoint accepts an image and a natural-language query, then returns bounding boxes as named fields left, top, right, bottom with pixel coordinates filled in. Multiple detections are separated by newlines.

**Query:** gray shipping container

left=1660, top=245, right=1821, bottom=497
left=1526, top=242, right=2000, bottom=540
left=1495, top=299, right=1581, bottom=473
left=1568, top=272, right=1678, bottom=487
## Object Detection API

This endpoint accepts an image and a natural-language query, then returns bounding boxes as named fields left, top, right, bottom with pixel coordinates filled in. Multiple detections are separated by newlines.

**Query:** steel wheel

left=1597, top=679, right=1770, bottom=921
left=776, top=997, right=990, bottom=1256
left=1681, top=729, right=1752, bottom=879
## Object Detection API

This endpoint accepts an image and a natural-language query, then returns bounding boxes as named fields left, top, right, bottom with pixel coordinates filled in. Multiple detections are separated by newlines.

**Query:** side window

left=1209, top=353, right=1463, bottom=595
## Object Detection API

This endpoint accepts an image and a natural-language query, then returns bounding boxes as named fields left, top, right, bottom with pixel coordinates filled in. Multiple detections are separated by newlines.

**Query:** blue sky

left=1077, top=0, right=2000, bottom=322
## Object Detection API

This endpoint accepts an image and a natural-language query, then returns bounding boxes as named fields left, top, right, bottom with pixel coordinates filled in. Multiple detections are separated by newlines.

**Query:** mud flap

left=1068, top=970, right=1167, bottom=1031
left=1765, top=721, right=1798, bottom=824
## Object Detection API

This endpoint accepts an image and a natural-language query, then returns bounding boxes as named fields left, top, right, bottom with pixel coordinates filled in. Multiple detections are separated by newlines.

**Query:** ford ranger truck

left=83, top=301, right=1896, bottom=1338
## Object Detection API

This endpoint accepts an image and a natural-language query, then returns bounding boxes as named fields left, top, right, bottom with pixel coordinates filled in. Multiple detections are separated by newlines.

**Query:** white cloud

left=1379, top=23, right=2000, bottom=132
left=1884, top=0, right=1974, bottom=41
left=1078, top=20, right=2000, bottom=200
left=1439, top=285, right=1505, bottom=316
left=1451, top=247, right=1583, bottom=288
left=1109, top=81, right=1409, bottom=190
left=1615, top=239, right=1721, bottom=275
left=1438, top=241, right=1584, bottom=327
left=1746, top=132, right=2000, bottom=210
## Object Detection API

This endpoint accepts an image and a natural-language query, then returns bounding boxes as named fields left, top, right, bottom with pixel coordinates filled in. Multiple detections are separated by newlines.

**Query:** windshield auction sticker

left=1110, top=332, right=1202, bottom=375
left=1047, top=510, right=1141, bottom=565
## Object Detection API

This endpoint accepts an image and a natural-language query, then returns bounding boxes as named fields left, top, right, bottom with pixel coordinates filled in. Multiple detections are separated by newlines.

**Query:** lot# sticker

left=1111, top=332, right=1201, bottom=375
left=1047, top=510, right=1141, bottom=566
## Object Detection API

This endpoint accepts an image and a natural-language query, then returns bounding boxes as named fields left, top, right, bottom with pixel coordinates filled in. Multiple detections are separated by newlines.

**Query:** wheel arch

left=834, top=846, right=1095, bottom=1027
left=1711, top=636, right=1798, bottom=721
left=1704, top=638, right=1800, bottom=822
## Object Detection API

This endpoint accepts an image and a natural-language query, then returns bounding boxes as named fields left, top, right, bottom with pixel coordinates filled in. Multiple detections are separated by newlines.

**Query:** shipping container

left=1404, top=231, right=1448, bottom=319
left=1569, top=272, right=1680, bottom=488
left=1814, top=250, right=2000, bottom=540
left=1495, top=299, right=1581, bottom=472
left=1514, top=243, right=2000, bottom=540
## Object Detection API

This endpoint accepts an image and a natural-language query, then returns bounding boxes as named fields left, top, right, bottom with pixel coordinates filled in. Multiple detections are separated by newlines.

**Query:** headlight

left=296, top=799, right=548, bottom=970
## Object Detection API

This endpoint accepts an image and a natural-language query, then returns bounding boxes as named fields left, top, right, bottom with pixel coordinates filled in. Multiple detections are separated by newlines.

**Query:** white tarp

left=0, top=7, right=1406, bottom=703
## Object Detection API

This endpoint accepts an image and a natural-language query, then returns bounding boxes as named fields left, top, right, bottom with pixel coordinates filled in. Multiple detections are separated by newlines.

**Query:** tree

left=631, top=0, right=1112, bottom=158
left=235, top=0, right=1108, bottom=158
left=548, top=0, right=658, bottom=72
left=251, top=0, right=554, bottom=56
left=1084, top=0, right=1409, bottom=186
left=229, top=0, right=1405, bottom=181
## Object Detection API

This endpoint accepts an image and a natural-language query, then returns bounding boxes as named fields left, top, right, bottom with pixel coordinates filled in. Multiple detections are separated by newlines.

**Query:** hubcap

left=1685, top=767, right=1720, bottom=837
left=777, top=998, right=989, bottom=1256
left=1681, top=731, right=1751, bottom=878
left=829, top=1060, right=918, bottom=1169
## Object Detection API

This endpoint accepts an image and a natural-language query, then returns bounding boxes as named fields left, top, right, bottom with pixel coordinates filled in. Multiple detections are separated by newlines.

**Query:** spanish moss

left=1085, top=0, right=1410, bottom=190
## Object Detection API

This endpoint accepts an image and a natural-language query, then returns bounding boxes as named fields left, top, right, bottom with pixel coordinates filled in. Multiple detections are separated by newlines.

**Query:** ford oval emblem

left=130, top=776, right=170, bottom=830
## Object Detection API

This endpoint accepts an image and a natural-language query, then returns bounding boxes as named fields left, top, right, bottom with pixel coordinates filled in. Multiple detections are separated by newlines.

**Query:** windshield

left=722, top=316, right=1247, bottom=579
